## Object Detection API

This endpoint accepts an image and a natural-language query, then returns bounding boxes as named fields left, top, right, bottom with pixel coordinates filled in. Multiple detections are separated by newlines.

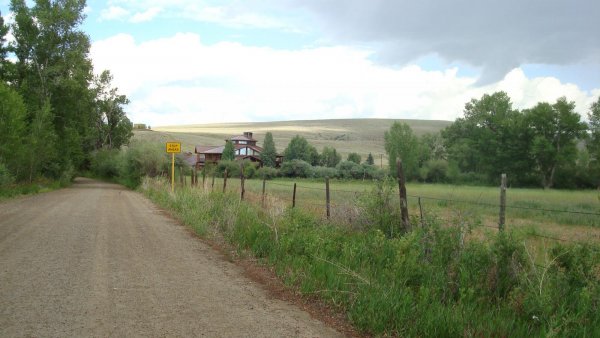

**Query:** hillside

left=133, top=118, right=452, bottom=162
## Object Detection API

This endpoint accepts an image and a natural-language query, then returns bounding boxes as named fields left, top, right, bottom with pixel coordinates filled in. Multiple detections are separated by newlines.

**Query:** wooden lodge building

left=192, top=132, right=283, bottom=168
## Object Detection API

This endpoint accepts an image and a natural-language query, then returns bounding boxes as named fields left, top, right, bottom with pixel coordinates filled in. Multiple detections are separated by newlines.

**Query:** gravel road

left=0, top=178, right=342, bottom=337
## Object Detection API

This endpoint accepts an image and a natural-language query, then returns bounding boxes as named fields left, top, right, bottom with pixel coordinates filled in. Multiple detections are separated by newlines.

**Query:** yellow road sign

left=166, top=142, right=181, bottom=153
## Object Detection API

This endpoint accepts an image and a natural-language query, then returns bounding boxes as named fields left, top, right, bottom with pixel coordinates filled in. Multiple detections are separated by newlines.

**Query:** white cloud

left=90, top=33, right=600, bottom=126
left=99, top=6, right=129, bottom=21
left=130, top=7, right=162, bottom=23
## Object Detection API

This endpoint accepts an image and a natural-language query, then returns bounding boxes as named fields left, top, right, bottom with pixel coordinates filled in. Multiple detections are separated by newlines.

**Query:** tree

left=92, top=70, right=131, bottom=149
left=260, top=132, right=277, bottom=167
left=320, top=146, right=341, bottom=167
left=524, top=98, right=587, bottom=188
left=284, top=135, right=319, bottom=165
left=588, top=97, right=600, bottom=162
left=0, top=10, right=12, bottom=81
left=384, top=122, right=419, bottom=178
left=347, top=152, right=361, bottom=164
left=11, top=0, right=95, bottom=173
left=366, top=153, right=375, bottom=165
left=442, top=92, right=534, bottom=185
left=222, top=140, right=235, bottom=161
left=0, top=83, right=27, bottom=179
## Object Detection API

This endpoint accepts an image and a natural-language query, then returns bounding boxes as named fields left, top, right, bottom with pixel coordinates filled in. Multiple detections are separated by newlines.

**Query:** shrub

left=256, top=166, right=279, bottom=180
left=0, top=162, right=15, bottom=187
left=357, top=178, right=401, bottom=237
left=336, top=160, right=362, bottom=179
left=419, top=159, right=449, bottom=182
left=362, top=164, right=386, bottom=180
left=90, top=149, right=121, bottom=178
left=119, top=141, right=169, bottom=188
left=312, top=166, right=339, bottom=179
left=280, top=159, right=313, bottom=178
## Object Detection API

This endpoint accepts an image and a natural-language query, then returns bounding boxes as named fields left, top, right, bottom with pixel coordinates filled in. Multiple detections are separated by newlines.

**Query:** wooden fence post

left=261, top=179, right=266, bottom=208
left=180, top=166, right=184, bottom=186
left=499, top=173, right=507, bottom=231
left=223, top=169, right=228, bottom=193
left=240, top=163, right=245, bottom=201
left=292, top=183, right=297, bottom=208
left=325, top=177, right=331, bottom=219
left=211, top=171, right=215, bottom=190
left=192, top=167, right=196, bottom=186
left=418, top=196, right=424, bottom=226
left=397, top=159, right=410, bottom=232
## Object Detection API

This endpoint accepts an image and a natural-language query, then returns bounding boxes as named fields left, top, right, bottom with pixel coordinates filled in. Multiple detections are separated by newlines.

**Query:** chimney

left=244, top=132, right=253, bottom=139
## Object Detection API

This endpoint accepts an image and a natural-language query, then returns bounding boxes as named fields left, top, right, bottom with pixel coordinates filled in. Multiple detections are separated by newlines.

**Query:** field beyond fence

left=142, top=174, right=600, bottom=337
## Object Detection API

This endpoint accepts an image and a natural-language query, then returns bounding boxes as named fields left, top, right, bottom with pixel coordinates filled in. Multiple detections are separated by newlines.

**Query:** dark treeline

left=386, top=92, right=600, bottom=189
left=0, top=1, right=131, bottom=188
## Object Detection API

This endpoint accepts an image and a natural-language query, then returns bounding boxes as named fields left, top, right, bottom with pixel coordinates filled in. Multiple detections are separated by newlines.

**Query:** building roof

left=230, top=135, right=256, bottom=142
left=195, top=145, right=220, bottom=153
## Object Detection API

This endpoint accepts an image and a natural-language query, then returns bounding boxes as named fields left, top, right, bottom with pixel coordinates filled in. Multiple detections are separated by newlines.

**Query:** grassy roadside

left=0, top=179, right=67, bottom=201
left=141, top=177, right=599, bottom=337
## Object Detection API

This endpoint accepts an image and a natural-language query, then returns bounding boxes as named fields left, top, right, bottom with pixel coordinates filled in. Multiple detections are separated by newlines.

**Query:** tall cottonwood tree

left=384, top=122, right=419, bottom=178
left=524, top=98, right=587, bottom=188
left=0, top=11, right=11, bottom=81
left=92, top=70, right=131, bottom=149
left=11, top=0, right=94, bottom=175
left=5, top=0, right=131, bottom=182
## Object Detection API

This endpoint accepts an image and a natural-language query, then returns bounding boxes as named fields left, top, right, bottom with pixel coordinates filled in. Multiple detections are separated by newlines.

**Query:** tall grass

left=141, top=177, right=600, bottom=337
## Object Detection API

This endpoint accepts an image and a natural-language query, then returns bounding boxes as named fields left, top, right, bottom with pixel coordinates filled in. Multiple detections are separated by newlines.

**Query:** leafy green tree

left=320, top=146, right=341, bottom=167
left=0, top=83, right=28, bottom=179
left=26, top=101, right=57, bottom=182
left=11, top=0, right=95, bottom=172
left=588, top=97, right=600, bottom=161
left=524, top=98, right=587, bottom=188
left=0, top=10, right=12, bottom=81
left=284, top=135, right=319, bottom=165
left=92, top=70, right=132, bottom=149
left=347, top=152, right=361, bottom=164
left=442, top=92, right=534, bottom=185
left=384, top=122, right=419, bottom=178
left=260, top=132, right=277, bottom=167
left=366, top=152, right=375, bottom=165
left=222, top=140, right=235, bottom=161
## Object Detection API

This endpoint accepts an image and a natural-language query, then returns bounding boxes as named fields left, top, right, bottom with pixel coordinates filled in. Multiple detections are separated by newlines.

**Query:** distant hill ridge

left=134, top=118, right=452, bottom=161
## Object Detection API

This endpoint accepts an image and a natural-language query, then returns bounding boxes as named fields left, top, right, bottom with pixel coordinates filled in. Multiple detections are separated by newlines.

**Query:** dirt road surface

left=0, top=178, right=342, bottom=337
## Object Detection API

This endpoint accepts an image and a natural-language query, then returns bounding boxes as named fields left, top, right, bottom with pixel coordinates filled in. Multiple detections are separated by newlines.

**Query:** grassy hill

left=133, top=118, right=452, bottom=163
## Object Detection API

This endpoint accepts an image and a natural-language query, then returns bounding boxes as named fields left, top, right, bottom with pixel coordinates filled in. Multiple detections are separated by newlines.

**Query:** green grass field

left=184, top=175, right=600, bottom=245
left=134, top=118, right=452, bottom=162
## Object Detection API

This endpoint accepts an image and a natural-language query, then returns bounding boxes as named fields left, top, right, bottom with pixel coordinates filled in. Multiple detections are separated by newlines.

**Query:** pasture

left=187, top=175, right=600, bottom=247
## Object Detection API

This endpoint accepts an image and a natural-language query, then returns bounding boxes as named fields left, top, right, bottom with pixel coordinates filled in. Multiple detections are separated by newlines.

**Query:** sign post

left=166, top=142, right=181, bottom=192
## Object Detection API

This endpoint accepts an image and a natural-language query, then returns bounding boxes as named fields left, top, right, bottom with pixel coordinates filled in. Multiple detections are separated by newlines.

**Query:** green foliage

left=419, top=159, right=448, bottom=182
left=260, top=132, right=277, bottom=167
left=320, top=146, right=341, bottom=167
left=384, top=122, right=419, bottom=179
left=587, top=96, right=600, bottom=187
left=92, top=70, right=132, bottom=150
left=366, top=152, right=375, bottom=165
left=336, top=160, right=363, bottom=179
left=222, top=140, right=235, bottom=161
left=284, top=135, right=319, bottom=165
left=443, top=92, right=538, bottom=186
left=0, top=161, right=15, bottom=187
left=256, top=166, right=278, bottom=180
left=119, top=141, right=169, bottom=188
left=90, top=148, right=121, bottom=178
left=2, top=0, right=132, bottom=185
left=141, top=179, right=600, bottom=337
left=0, top=83, right=27, bottom=180
left=347, top=152, right=361, bottom=164
left=357, top=178, right=400, bottom=237
left=524, top=98, right=587, bottom=188
left=311, top=166, right=339, bottom=179
left=279, top=159, right=313, bottom=178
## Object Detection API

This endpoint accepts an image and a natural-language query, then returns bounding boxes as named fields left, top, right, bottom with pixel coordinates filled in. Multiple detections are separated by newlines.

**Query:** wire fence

left=183, top=170, right=600, bottom=247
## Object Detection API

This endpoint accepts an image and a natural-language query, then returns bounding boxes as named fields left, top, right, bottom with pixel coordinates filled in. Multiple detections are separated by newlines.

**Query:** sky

left=1, top=0, right=600, bottom=127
